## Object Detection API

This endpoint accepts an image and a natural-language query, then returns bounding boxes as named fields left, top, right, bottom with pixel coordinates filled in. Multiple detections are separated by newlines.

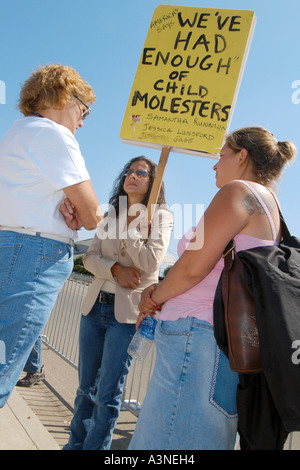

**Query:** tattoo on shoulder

left=241, top=194, right=265, bottom=216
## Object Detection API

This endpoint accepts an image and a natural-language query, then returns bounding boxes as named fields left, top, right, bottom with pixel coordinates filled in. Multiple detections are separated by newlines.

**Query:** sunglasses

left=124, top=169, right=149, bottom=178
left=74, top=95, right=91, bottom=120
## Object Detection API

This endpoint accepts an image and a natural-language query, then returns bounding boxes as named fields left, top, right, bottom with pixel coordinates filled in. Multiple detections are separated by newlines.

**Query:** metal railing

left=42, top=273, right=90, bottom=368
left=42, top=272, right=155, bottom=415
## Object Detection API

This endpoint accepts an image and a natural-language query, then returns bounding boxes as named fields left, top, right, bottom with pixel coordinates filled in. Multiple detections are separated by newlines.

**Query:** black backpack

left=214, top=212, right=300, bottom=448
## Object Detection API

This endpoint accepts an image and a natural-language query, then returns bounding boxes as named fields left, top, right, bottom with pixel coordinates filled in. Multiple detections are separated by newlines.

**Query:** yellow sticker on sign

left=120, top=5, right=256, bottom=158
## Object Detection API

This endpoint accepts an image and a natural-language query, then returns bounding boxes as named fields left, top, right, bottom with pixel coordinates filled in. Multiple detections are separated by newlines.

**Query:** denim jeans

left=23, top=336, right=42, bottom=374
left=0, top=231, right=73, bottom=407
left=129, top=318, right=239, bottom=450
left=64, top=300, right=135, bottom=450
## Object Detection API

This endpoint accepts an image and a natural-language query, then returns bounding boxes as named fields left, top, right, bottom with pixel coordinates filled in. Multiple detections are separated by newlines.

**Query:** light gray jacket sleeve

left=120, top=208, right=173, bottom=274
left=83, top=233, right=116, bottom=282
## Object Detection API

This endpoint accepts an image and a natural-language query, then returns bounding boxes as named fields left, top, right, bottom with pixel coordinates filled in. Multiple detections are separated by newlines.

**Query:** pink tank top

left=159, top=182, right=278, bottom=325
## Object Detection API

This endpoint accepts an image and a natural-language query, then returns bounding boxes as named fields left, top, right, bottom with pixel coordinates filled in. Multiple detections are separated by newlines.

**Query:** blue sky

left=0, top=0, right=299, bottom=262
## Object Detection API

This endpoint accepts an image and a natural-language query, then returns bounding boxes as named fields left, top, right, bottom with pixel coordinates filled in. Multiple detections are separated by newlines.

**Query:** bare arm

left=144, top=182, right=250, bottom=310
left=62, top=180, right=103, bottom=230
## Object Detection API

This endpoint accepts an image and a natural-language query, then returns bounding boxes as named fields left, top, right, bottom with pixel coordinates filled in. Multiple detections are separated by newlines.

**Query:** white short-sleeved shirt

left=0, top=116, right=90, bottom=239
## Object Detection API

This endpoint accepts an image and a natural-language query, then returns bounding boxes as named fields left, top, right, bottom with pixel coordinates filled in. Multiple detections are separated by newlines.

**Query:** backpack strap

left=238, top=180, right=277, bottom=241
left=268, top=191, right=291, bottom=239
left=235, top=180, right=291, bottom=241
left=223, top=182, right=291, bottom=259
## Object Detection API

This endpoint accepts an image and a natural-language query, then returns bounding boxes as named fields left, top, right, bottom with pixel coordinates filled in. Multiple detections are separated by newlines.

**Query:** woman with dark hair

left=64, top=156, right=173, bottom=450
left=109, top=156, right=166, bottom=214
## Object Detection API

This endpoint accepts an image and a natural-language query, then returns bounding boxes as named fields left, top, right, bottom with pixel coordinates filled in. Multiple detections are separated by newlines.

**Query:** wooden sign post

left=138, top=145, right=171, bottom=240
left=147, top=145, right=171, bottom=216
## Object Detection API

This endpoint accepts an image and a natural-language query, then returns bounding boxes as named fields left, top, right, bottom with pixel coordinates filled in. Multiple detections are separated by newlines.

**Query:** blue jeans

left=0, top=231, right=73, bottom=407
left=64, top=300, right=135, bottom=450
left=129, top=318, right=239, bottom=450
left=23, top=336, right=42, bottom=374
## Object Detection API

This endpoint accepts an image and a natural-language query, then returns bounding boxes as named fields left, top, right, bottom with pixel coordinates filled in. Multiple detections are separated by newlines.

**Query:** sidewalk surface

left=0, top=346, right=137, bottom=450
left=0, top=346, right=299, bottom=451
left=0, top=389, right=59, bottom=450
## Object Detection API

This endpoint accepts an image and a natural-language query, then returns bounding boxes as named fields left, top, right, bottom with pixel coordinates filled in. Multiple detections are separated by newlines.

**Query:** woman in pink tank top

left=129, top=127, right=296, bottom=451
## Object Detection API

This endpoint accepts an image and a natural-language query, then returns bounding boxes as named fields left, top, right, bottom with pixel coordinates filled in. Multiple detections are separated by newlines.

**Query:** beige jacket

left=81, top=207, right=173, bottom=323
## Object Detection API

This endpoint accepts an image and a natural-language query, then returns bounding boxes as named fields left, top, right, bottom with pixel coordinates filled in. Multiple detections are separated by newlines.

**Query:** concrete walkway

left=0, top=346, right=299, bottom=451
left=0, top=347, right=137, bottom=450
left=1, top=387, right=300, bottom=451
left=0, top=389, right=59, bottom=450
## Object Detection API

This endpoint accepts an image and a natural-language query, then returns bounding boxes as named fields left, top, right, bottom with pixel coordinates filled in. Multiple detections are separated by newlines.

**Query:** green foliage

left=72, top=255, right=93, bottom=277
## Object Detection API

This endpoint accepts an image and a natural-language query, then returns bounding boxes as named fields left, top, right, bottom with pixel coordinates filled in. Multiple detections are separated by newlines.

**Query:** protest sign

left=120, top=5, right=256, bottom=158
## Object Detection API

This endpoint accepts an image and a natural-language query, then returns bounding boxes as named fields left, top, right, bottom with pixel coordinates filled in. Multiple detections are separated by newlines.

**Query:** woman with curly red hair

left=0, top=64, right=102, bottom=407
